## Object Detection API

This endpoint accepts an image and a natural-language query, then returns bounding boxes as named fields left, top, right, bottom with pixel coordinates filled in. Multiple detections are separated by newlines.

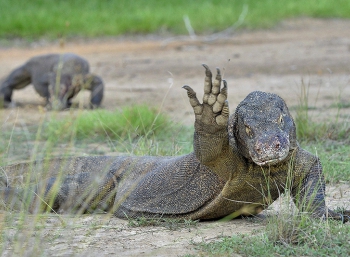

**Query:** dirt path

left=1, top=18, right=350, bottom=126
left=0, top=18, right=350, bottom=256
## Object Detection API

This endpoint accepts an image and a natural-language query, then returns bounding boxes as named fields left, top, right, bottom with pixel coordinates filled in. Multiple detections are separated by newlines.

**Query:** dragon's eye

left=278, top=114, right=284, bottom=126
left=245, top=125, right=252, bottom=137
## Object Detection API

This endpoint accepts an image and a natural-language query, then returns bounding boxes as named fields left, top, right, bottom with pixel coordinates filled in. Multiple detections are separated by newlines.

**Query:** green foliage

left=1, top=0, right=350, bottom=39
left=43, top=105, right=171, bottom=142
left=0, top=120, right=38, bottom=164
left=39, top=105, right=193, bottom=156
left=294, top=78, right=350, bottom=142
left=295, top=80, right=314, bottom=141
left=304, top=142, right=350, bottom=183
left=0, top=105, right=193, bottom=166
left=197, top=214, right=350, bottom=256
left=292, top=79, right=350, bottom=183
left=31, top=105, right=193, bottom=158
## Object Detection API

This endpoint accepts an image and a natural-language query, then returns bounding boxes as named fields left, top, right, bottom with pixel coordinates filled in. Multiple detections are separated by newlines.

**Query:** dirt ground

left=0, top=18, right=350, bottom=256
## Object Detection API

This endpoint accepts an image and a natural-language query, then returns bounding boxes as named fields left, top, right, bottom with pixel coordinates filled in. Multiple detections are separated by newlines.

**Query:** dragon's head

left=228, top=91, right=297, bottom=166
left=49, top=74, right=82, bottom=110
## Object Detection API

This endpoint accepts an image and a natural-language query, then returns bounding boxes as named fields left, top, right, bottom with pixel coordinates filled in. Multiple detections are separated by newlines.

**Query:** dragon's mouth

left=251, top=151, right=289, bottom=166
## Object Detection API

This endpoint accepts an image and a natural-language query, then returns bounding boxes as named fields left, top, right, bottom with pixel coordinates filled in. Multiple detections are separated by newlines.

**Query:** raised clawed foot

left=183, top=64, right=229, bottom=127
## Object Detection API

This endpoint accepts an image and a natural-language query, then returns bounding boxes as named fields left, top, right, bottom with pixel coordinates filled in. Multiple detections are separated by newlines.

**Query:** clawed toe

left=182, top=85, right=192, bottom=91
left=182, top=85, right=196, bottom=97
left=202, top=64, right=212, bottom=77
left=184, top=64, right=229, bottom=125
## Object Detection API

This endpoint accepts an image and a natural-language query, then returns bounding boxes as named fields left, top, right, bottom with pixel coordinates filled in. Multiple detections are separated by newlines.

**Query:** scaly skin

left=1, top=64, right=349, bottom=222
left=0, top=53, right=104, bottom=109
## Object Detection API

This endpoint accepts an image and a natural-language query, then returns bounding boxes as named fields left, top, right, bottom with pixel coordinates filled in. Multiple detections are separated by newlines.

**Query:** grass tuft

left=43, top=105, right=170, bottom=142
left=292, top=79, right=350, bottom=183
left=295, top=79, right=350, bottom=143
left=196, top=204, right=350, bottom=256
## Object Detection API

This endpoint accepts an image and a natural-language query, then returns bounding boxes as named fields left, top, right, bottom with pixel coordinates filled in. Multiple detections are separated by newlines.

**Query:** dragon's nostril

left=255, top=145, right=262, bottom=154
left=275, top=142, right=280, bottom=149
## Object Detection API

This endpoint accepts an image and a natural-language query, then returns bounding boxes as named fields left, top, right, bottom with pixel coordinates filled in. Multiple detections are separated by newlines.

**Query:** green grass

left=197, top=219, right=350, bottom=256
left=303, top=142, right=350, bottom=184
left=41, top=105, right=193, bottom=156
left=1, top=0, right=350, bottom=39
left=292, top=81, right=350, bottom=183
left=0, top=105, right=193, bottom=165
left=43, top=105, right=171, bottom=141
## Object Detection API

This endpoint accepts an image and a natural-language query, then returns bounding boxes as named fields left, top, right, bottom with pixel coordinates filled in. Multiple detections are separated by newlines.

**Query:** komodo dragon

left=1, top=64, right=349, bottom=222
left=0, top=53, right=104, bottom=109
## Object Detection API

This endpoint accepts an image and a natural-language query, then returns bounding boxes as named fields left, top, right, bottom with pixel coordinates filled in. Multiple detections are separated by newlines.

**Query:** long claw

left=221, top=80, right=228, bottom=96
left=202, top=64, right=212, bottom=78
left=203, top=64, right=212, bottom=96
left=216, top=67, right=221, bottom=76
left=182, top=85, right=196, bottom=97
left=183, top=85, right=203, bottom=114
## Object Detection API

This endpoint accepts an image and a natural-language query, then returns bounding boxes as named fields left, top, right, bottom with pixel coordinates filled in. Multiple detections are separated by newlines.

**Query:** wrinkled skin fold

left=0, top=64, right=349, bottom=222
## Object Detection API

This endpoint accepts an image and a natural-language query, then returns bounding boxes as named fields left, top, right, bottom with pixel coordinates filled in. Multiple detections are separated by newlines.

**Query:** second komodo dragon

left=1, top=64, right=349, bottom=222
left=0, top=53, right=104, bottom=109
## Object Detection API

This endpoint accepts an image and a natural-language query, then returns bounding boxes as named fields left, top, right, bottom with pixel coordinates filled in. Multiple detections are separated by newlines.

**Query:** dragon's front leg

left=183, top=64, right=230, bottom=164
